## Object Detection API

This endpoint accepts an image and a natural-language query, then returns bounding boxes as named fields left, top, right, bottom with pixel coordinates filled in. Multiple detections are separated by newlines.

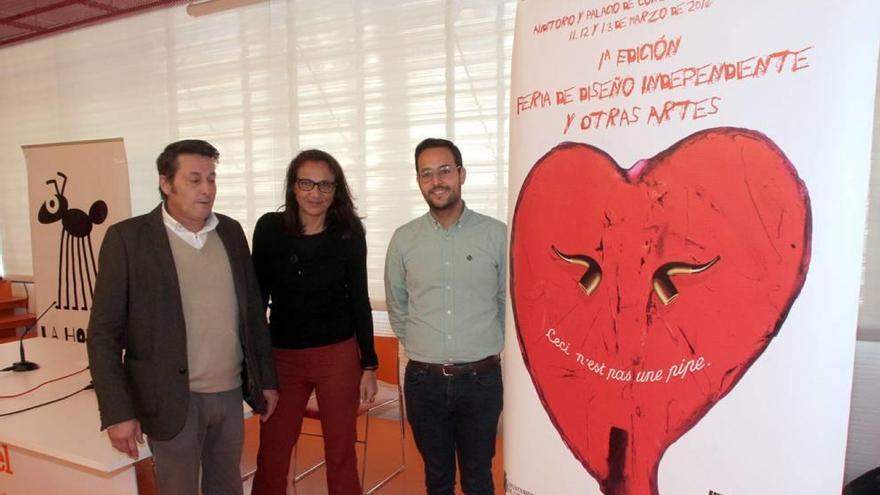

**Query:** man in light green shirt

left=385, top=137, right=506, bottom=495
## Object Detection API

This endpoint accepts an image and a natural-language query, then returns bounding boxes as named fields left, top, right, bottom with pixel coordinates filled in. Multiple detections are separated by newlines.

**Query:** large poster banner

left=24, top=139, right=131, bottom=344
left=505, top=1, right=879, bottom=494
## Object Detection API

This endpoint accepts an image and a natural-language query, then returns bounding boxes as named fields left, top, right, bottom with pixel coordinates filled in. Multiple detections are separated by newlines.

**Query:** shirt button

left=178, top=367, right=188, bottom=375
left=444, top=261, right=450, bottom=265
left=446, top=285, right=451, bottom=289
left=447, top=310, right=452, bottom=315
left=447, top=335, right=452, bottom=340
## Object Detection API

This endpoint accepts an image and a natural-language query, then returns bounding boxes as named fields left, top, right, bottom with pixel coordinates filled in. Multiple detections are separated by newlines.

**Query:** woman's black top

left=251, top=212, right=378, bottom=369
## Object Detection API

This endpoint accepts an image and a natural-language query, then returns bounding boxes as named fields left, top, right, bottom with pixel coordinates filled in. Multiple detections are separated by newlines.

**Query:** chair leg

left=290, top=442, right=297, bottom=495
left=398, top=396, right=406, bottom=467
left=360, top=412, right=370, bottom=493
left=361, top=397, right=408, bottom=495
left=293, top=442, right=326, bottom=483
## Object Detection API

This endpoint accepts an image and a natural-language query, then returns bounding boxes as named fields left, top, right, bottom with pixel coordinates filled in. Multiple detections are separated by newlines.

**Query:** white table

left=0, top=338, right=149, bottom=495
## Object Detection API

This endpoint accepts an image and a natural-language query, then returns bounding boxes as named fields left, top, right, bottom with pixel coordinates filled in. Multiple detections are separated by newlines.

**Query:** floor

left=136, top=413, right=506, bottom=495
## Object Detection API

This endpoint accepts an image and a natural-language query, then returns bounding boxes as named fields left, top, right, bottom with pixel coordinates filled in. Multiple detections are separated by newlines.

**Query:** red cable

left=0, top=366, right=89, bottom=398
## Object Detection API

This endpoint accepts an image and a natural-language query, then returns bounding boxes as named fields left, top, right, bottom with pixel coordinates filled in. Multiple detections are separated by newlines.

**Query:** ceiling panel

left=0, top=0, right=184, bottom=48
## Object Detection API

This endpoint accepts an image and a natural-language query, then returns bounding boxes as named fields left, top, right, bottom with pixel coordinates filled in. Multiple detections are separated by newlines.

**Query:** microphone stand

left=11, top=302, right=55, bottom=372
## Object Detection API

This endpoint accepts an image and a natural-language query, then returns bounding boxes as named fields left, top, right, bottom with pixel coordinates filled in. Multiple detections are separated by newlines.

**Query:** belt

left=408, top=355, right=500, bottom=376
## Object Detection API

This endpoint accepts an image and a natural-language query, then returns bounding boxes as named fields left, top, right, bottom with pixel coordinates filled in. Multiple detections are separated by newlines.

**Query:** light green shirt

left=384, top=206, right=507, bottom=363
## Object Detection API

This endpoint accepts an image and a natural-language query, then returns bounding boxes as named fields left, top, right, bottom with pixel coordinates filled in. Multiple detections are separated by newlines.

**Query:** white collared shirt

left=161, top=203, right=219, bottom=249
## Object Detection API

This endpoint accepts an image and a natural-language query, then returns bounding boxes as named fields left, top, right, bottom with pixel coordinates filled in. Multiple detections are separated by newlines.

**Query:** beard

left=423, top=185, right=461, bottom=211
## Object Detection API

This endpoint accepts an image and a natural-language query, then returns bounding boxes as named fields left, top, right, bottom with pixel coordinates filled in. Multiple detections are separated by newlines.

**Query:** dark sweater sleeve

left=87, top=224, right=136, bottom=429
left=251, top=213, right=275, bottom=309
left=348, top=233, right=378, bottom=369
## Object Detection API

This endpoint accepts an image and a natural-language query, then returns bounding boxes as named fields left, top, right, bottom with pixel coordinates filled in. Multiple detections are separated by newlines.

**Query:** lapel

left=216, top=217, right=248, bottom=329
left=147, top=205, right=186, bottom=331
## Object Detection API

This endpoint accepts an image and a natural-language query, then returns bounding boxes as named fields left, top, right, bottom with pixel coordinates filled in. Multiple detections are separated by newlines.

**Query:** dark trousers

left=148, top=388, right=245, bottom=495
left=251, top=338, right=362, bottom=495
left=404, top=360, right=503, bottom=495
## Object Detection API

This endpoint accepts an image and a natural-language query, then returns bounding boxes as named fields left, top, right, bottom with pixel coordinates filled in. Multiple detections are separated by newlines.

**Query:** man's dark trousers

left=404, top=361, right=503, bottom=495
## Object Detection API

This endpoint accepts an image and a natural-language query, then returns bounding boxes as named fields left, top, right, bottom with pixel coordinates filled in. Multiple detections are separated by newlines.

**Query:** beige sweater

left=167, top=230, right=243, bottom=393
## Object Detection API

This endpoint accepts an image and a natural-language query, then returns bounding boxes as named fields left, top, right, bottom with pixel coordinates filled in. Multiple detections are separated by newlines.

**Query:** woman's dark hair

left=283, top=149, right=364, bottom=238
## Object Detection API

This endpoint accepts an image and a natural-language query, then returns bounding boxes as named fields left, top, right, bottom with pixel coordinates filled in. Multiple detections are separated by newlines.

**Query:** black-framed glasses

left=418, top=164, right=461, bottom=183
left=295, top=178, right=336, bottom=193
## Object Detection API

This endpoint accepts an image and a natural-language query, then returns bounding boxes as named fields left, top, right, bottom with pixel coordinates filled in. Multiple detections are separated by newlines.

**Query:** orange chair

left=292, top=335, right=406, bottom=494
left=0, top=280, right=36, bottom=342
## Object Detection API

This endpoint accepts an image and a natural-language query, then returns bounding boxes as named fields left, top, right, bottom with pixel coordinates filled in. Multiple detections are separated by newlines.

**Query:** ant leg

left=87, top=233, right=98, bottom=282
left=55, top=232, right=63, bottom=309
left=84, top=235, right=95, bottom=305
left=70, top=234, right=80, bottom=310
left=76, top=237, right=87, bottom=310
left=64, top=232, right=72, bottom=310
left=72, top=237, right=81, bottom=310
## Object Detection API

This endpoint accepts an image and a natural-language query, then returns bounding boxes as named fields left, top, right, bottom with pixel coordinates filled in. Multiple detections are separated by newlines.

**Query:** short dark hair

left=155, top=139, right=220, bottom=200
left=283, top=149, right=365, bottom=238
left=414, top=138, right=463, bottom=172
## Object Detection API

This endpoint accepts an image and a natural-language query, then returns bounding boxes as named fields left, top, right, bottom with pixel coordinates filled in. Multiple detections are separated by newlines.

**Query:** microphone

left=11, top=302, right=55, bottom=373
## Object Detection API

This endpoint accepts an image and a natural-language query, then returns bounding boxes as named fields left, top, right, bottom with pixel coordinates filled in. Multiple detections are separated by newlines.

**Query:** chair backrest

left=374, top=335, right=400, bottom=385
left=0, top=280, right=11, bottom=299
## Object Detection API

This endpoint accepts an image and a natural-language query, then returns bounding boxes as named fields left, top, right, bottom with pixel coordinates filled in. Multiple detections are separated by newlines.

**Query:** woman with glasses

left=250, top=149, right=378, bottom=495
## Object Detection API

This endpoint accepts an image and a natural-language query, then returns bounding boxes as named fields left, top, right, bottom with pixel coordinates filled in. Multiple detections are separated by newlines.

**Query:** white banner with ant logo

left=24, top=138, right=130, bottom=345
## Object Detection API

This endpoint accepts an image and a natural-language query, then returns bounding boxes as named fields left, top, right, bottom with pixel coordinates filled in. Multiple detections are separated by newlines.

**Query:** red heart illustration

left=510, top=128, right=811, bottom=495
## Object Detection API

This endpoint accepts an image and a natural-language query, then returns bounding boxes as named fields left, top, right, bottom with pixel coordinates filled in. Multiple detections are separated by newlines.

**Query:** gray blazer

left=87, top=205, right=278, bottom=441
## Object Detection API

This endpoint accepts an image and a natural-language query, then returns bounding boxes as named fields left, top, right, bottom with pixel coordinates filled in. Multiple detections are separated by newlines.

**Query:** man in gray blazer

left=87, top=139, right=278, bottom=495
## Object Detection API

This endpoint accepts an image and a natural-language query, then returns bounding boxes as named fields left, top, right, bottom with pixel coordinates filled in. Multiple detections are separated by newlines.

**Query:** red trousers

left=251, top=338, right=362, bottom=495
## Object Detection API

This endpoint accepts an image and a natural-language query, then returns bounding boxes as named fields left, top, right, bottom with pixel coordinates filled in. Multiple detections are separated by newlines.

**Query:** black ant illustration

left=38, top=172, right=108, bottom=311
